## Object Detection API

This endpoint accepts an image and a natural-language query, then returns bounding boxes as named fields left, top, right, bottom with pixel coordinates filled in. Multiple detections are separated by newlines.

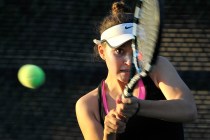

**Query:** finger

left=121, top=96, right=139, bottom=104
left=104, top=120, right=117, bottom=132
left=116, top=103, right=123, bottom=114
left=105, top=120, right=126, bottom=134
left=104, top=112, right=126, bottom=133
left=118, top=103, right=138, bottom=118
left=117, top=113, right=128, bottom=123
left=104, top=114, right=118, bottom=133
left=116, top=94, right=122, bottom=104
left=106, top=110, right=122, bottom=125
left=121, top=97, right=132, bottom=104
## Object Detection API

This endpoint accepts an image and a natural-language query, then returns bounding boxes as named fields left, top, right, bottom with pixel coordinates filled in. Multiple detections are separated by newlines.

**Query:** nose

left=124, top=54, right=132, bottom=66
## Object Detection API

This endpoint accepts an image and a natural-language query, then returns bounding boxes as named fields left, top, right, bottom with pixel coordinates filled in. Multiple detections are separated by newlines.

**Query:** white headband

left=93, top=23, right=134, bottom=48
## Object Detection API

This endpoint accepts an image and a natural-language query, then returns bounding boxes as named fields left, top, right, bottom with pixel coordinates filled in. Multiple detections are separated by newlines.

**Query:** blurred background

left=0, top=0, right=209, bottom=139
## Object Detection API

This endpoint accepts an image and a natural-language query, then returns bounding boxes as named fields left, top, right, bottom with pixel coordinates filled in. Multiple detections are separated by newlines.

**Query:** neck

left=104, top=74, right=127, bottom=97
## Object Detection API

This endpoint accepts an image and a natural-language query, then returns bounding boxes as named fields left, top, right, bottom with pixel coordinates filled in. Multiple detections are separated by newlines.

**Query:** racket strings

left=123, top=0, right=162, bottom=97
left=137, top=0, right=160, bottom=71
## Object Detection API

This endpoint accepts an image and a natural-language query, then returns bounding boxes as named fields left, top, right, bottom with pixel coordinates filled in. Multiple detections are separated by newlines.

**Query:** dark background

left=0, top=0, right=209, bottom=139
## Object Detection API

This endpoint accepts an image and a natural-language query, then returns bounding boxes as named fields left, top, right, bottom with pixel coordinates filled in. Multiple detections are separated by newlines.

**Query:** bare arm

left=117, top=56, right=197, bottom=122
left=75, top=90, right=126, bottom=140
left=75, top=93, right=104, bottom=140
left=137, top=56, right=197, bottom=122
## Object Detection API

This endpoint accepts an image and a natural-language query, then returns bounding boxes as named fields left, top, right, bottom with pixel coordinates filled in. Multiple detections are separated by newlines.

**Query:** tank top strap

left=101, top=79, right=146, bottom=115
left=102, top=80, right=109, bottom=114
left=138, top=79, right=146, bottom=100
left=97, top=80, right=105, bottom=127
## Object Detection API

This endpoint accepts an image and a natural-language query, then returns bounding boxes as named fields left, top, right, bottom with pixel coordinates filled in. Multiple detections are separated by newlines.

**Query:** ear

left=98, top=45, right=106, bottom=60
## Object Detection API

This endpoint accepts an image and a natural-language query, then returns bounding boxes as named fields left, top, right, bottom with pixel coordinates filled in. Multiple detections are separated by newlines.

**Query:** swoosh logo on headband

left=125, top=26, right=133, bottom=29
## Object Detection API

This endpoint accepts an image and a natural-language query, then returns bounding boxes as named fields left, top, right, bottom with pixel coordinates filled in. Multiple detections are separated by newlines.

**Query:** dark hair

left=99, top=1, right=133, bottom=34
left=93, top=1, right=133, bottom=61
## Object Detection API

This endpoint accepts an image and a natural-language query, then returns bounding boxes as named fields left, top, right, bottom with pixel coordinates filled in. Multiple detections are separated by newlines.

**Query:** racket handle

left=130, top=63, right=136, bottom=80
left=123, top=63, right=136, bottom=98
left=123, top=85, right=133, bottom=98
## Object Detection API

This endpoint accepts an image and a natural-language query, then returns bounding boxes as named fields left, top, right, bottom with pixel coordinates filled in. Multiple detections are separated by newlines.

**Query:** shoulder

left=75, top=88, right=98, bottom=118
left=75, top=88, right=99, bottom=113
left=154, top=56, right=171, bottom=67
left=149, top=56, right=176, bottom=86
left=151, top=56, right=175, bottom=73
left=75, top=87, right=105, bottom=139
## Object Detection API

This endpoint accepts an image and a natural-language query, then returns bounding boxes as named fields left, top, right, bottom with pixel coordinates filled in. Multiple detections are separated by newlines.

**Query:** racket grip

left=123, top=85, right=133, bottom=98
left=123, top=64, right=136, bottom=98
left=130, top=63, right=136, bottom=80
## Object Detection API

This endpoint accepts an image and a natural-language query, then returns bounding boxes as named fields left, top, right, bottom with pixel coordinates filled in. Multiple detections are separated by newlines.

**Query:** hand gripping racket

left=123, top=0, right=163, bottom=98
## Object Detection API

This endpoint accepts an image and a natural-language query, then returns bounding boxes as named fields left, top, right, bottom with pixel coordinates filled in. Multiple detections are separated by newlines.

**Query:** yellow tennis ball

left=18, top=64, right=45, bottom=89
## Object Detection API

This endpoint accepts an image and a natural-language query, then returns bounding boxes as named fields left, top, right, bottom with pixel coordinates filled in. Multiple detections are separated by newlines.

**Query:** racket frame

left=123, top=0, right=163, bottom=98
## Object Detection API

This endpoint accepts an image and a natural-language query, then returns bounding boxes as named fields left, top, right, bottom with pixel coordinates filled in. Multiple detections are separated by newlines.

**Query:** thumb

left=116, top=94, right=122, bottom=104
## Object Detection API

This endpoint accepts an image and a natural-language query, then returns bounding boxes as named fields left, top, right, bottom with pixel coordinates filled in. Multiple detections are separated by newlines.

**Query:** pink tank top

left=102, top=79, right=146, bottom=114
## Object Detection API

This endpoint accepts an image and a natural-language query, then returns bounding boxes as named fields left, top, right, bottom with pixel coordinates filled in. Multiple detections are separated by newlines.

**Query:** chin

left=119, top=78, right=129, bottom=84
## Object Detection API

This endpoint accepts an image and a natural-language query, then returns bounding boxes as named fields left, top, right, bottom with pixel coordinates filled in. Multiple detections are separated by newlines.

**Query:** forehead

left=103, top=40, right=133, bottom=53
left=104, top=40, right=132, bottom=48
left=117, top=40, right=132, bottom=48
left=105, top=41, right=132, bottom=54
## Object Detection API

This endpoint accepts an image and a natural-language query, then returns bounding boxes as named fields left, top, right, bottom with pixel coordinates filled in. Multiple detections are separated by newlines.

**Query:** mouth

left=120, top=69, right=130, bottom=73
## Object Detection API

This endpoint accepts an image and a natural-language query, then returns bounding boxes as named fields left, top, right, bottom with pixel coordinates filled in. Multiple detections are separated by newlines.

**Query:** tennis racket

left=123, top=0, right=163, bottom=98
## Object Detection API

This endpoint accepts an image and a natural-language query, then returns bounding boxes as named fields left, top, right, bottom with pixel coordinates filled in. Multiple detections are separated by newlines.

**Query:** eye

left=115, top=48, right=124, bottom=55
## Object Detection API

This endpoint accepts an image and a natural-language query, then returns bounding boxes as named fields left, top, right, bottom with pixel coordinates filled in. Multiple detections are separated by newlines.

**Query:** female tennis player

left=75, top=1, right=197, bottom=140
